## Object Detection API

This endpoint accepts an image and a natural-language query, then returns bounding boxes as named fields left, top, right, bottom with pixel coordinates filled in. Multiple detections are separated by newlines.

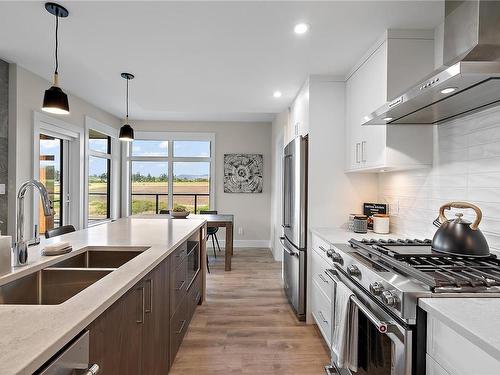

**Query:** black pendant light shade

left=119, top=72, right=135, bottom=142
left=119, top=123, right=134, bottom=141
left=42, top=3, right=70, bottom=115
left=42, top=73, right=69, bottom=114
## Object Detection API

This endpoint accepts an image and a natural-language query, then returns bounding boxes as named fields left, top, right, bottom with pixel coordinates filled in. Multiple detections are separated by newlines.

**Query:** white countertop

left=310, top=226, right=407, bottom=244
left=0, top=216, right=205, bottom=375
left=419, top=298, right=500, bottom=362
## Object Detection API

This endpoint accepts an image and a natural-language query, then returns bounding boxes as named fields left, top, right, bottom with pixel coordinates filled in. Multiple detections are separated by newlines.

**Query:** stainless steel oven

left=325, top=265, right=413, bottom=375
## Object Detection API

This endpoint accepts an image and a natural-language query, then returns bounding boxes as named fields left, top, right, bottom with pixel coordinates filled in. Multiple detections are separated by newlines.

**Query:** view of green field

left=88, top=179, right=210, bottom=218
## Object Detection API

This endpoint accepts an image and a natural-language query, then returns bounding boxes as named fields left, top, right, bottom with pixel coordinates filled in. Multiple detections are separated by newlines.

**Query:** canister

left=373, top=214, right=390, bottom=234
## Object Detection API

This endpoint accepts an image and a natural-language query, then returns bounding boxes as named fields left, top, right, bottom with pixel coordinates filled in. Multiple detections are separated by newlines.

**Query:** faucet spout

left=14, top=180, right=53, bottom=266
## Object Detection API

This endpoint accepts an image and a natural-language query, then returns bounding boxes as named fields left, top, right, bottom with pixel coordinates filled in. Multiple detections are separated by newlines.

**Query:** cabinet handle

left=175, top=279, right=186, bottom=291
left=176, top=319, right=187, bottom=334
left=318, top=273, right=329, bottom=284
left=318, top=311, right=329, bottom=324
left=361, top=141, right=367, bottom=162
left=83, top=364, right=100, bottom=375
left=318, top=245, right=327, bottom=253
left=355, top=143, right=360, bottom=163
left=145, top=279, right=153, bottom=314
left=136, top=286, right=145, bottom=324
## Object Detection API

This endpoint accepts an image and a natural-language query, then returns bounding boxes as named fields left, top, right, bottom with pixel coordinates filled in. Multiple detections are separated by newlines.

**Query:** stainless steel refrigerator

left=281, top=136, right=307, bottom=321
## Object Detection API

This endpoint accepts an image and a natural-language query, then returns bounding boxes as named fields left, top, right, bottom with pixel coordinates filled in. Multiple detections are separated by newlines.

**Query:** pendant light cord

left=54, top=13, right=59, bottom=74
left=126, top=78, right=129, bottom=120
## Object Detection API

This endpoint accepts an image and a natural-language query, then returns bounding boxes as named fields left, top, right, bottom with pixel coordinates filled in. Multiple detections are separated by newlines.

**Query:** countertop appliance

left=363, top=0, right=500, bottom=126
left=324, top=237, right=500, bottom=375
left=281, top=136, right=308, bottom=321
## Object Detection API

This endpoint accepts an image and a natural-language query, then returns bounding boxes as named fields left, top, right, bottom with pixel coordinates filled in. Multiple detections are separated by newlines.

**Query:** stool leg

left=215, top=233, right=221, bottom=252
left=211, top=235, right=217, bottom=258
left=206, top=253, right=210, bottom=273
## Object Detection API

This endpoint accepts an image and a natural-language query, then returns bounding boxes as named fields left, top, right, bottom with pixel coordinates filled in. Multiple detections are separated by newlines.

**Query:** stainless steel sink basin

left=51, top=247, right=144, bottom=269
left=0, top=268, right=113, bottom=305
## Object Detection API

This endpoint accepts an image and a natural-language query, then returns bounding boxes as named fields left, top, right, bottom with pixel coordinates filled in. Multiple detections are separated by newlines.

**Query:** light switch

left=0, top=184, right=5, bottom=195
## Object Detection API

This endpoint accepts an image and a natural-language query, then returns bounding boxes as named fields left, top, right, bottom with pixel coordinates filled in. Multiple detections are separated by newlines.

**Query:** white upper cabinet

left=345, top=30, right=435, bottom=172
left=287, top=81, right=309, bottom=144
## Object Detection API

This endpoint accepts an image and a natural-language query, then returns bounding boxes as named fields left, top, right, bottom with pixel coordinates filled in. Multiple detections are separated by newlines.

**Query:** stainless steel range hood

left=363, top=0, right=500, bottom=126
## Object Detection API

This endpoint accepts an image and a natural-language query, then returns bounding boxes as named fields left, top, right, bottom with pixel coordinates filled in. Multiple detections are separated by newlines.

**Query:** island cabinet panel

left=170, top=256, right=188, bottom=316
left=142, top=256, right=171, bottom=375
left=87, top=281, right=144, bottom=375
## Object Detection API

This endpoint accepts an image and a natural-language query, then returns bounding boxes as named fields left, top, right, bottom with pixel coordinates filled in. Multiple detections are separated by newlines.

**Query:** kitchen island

left=0, top=216, right=207, bottom=375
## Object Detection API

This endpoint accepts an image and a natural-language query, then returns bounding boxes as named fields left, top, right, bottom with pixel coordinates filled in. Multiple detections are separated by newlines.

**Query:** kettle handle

left=438, top=201, right=482, bottom=230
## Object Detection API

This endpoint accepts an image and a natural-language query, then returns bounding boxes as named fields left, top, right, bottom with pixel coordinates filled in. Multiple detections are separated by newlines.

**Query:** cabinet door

left=88, top=282, right=144, bottom=375
left=142, top=257, right=170, bottom=375
left=346, top=42, right=387, bottom=170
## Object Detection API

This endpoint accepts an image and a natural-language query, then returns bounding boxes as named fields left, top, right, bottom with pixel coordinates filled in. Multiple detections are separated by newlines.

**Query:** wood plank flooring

left=170, top=247, right=330, bottom=375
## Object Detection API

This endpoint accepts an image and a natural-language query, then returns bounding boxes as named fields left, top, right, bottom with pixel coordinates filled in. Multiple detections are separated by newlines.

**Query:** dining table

left=166, top=213, right=235, bottom=271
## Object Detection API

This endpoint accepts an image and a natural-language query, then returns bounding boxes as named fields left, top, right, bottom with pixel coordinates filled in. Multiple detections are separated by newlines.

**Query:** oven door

left=325, top=266, right=413, bottom=375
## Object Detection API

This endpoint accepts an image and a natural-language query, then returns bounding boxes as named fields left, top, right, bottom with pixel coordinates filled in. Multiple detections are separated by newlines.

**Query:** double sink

left=0, top=247, right=147, bottom=305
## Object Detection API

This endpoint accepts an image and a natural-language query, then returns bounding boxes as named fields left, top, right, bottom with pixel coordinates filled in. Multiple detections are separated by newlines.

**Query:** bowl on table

left=170, top=210, right=190, bottom=219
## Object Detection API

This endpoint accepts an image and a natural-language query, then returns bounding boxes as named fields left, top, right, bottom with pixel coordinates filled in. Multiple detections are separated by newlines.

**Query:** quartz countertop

left=0, top=216, right=206, bottom=375
left=419, top=298, right=500, bottom=362
left=310, top=226, right=408, bottom=245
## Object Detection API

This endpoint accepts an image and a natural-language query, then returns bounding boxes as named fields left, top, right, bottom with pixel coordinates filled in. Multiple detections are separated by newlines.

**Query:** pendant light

left=42, top=2, right=70, bottom=115
left=119, top=73, right=135, bottom=142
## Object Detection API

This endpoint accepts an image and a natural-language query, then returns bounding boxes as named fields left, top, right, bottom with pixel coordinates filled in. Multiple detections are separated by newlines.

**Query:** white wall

left=379, top=105, right=500, bottom=255
left=129, top=120, right=272, bottom=247
left=7, top=65, right=121, bottom=237
left=270, top=110, right=287, bottom=260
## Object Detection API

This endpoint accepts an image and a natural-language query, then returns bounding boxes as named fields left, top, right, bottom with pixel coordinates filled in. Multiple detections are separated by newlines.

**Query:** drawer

left=187, top=271, right=202, bottom=322
left=170, top=256, right=188, bottom=316
left=427, top=315, right=500, bottom=375
left=172, top=241, right=188, bottom=269
left=169, top=297, right=188, bottom=366
left=426, top=354, right=451, bottom=375
left=311, top=234, right=333, bottom=264
left=311, top=247, right=333, bottom=299
left=311, top=278, right=332, bottom=347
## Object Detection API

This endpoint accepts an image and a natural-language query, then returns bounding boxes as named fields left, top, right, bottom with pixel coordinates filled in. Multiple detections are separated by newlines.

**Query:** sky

left=42, top=138, right=211, bottom=178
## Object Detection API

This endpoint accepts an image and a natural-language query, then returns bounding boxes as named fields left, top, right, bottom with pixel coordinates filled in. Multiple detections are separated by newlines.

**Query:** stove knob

left=347, top=265, right=361, bottom=277
left=369, top=282, right=385, bottom=296
left=381, top=290, right=398, bottom=307
left=326, top=250, right=343, bottom=263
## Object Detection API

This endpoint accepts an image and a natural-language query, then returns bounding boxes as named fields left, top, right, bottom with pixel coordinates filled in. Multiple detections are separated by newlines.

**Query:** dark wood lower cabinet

left=87, top=234, right=203, bottom=374
left=87, top=282, right=143, bottom=375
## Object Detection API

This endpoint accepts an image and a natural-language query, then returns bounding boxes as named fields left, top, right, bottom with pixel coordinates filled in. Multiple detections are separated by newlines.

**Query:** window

left=39, top=134, right=64, bottom=233
left=128, top=136, right=213, bottom=215
left=88, top=129, right=111, bottom=224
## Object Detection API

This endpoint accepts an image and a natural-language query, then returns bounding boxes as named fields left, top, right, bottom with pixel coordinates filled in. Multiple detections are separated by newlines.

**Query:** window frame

left=85, top=117, right=119, bottom=227
left=124, top=132, right=215, bottom=216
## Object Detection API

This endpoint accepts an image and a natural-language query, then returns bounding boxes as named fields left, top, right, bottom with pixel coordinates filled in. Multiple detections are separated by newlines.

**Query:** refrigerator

left=281, top=136, right=307, bottom=321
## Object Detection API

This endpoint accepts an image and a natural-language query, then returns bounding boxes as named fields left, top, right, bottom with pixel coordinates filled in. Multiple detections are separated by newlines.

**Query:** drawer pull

left=136, top=286, right=145, bottom=324
left=318, top=245, right=327, bottom=252
left=145, top=279, right=153, bottom=313
left=175, top=279, right=186, bottom=291
left=318, top=311, right=329, bottom=325
left=83, top=364, right=100, bottom=375
left=318, top=274, right=329, bottom=284
left=176, top=319, right=187, bottom=334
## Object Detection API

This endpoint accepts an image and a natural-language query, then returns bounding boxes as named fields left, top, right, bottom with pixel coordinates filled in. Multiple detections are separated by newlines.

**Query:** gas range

left=331, top=238, right=500, bottom=324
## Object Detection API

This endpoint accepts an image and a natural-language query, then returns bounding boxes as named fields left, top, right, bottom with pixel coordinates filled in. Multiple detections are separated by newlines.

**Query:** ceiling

left=0, top=1, right=444, bottom=122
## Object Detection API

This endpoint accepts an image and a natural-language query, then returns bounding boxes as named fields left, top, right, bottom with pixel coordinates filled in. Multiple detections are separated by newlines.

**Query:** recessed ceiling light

left=294, top=23, right=309, bottom=35
left=440, top=87, right=457, bottom=94
left=273, top=91, right=282, bottom=98
left=383, top=117, right=393, bottom=121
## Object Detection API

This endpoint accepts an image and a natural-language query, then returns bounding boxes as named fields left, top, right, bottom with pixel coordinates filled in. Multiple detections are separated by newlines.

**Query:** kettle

left=432, top=202, right=489, bottom=257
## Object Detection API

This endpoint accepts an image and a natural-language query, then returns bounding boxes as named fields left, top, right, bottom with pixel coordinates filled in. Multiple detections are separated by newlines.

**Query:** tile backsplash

left=379, top=105, right=500, bottom=253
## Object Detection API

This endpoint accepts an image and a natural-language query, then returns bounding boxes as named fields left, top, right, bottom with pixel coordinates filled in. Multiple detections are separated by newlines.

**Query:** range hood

left=363, top=0, right=500, bottom=126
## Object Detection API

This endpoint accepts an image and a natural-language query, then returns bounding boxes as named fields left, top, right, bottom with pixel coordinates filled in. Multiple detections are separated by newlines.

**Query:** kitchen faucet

left=13, top=180, right=53, bottom=266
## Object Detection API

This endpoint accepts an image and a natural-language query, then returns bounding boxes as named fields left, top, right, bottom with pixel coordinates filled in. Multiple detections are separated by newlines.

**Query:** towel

left=332, top=281, right=358, bottom=371
left=42, top=241, right=72, bottom=256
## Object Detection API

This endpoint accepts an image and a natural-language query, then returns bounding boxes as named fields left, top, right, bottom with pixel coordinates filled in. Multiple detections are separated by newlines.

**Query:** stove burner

left=350, top=238, right=500, bottom=292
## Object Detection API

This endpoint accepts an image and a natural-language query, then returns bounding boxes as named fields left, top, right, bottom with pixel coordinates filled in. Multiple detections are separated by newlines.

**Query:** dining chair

left=45, top=224, right=76, bottom=238
left=159, top=209, right=169, bottom=214
left=199, top=210, right=221, bottom=258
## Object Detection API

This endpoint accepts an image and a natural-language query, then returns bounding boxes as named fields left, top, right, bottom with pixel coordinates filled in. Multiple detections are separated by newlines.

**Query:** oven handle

left=325, top=268, right=393, bottom=334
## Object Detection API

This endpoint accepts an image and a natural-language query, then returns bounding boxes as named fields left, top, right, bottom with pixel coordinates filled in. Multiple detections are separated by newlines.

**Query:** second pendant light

left=119, top=72, right=135, bottom=142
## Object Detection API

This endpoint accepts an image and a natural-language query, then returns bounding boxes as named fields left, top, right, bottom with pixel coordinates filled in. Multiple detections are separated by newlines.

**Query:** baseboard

left=206, top=239, right=271, bottom=248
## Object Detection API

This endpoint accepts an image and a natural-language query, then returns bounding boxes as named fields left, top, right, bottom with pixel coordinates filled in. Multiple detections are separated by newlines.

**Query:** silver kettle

left=432, top=201, right=490, bottom=257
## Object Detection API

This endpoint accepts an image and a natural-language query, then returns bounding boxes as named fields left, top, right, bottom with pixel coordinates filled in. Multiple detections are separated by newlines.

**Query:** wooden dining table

left=164, top=213, right=235, bottom=271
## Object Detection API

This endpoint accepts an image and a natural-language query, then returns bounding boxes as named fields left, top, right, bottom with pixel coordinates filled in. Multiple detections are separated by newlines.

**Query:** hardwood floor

left=170, top=247, right=330, bottom=375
